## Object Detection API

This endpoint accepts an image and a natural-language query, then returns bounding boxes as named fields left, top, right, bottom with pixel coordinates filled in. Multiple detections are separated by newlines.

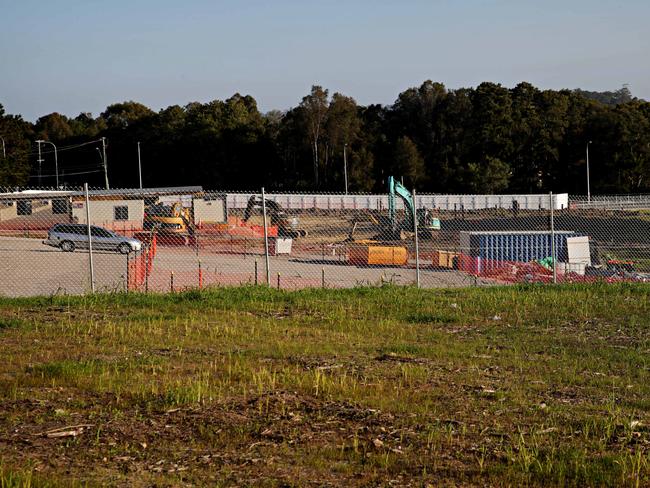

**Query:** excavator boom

left=388, top=176, right=440, bottom=233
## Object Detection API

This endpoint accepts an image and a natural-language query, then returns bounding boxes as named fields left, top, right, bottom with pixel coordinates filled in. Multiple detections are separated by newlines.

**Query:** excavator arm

left=388, top=176, right=440, bottom=232
left=388, top=176, right=416, bottom=231
left=243, top=196, right=285, bottom=225
left=242, top=195, right=307, bottom=238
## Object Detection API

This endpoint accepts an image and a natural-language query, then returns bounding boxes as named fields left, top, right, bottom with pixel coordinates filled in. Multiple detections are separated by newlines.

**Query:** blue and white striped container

left=459, top=230, right=579, bottom=263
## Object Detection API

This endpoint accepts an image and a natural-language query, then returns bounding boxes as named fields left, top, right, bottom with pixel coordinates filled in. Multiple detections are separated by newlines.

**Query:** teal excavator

left=388, top=176, right=440, bottom=237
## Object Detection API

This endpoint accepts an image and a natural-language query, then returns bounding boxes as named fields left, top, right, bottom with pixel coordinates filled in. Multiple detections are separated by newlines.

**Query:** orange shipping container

left=347, top=244, right=409, bottom=266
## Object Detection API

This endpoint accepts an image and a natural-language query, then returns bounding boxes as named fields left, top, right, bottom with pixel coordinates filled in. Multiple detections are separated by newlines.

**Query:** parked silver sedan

left=43, top=224, right=142, bottom=254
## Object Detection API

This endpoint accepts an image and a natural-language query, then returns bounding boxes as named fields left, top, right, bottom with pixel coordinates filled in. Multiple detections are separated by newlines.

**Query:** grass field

left=1, top=284, right=650, bottom=487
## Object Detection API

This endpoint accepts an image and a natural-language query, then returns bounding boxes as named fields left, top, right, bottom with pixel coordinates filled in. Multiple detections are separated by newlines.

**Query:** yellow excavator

left=144, top=202, right=194, bottom=237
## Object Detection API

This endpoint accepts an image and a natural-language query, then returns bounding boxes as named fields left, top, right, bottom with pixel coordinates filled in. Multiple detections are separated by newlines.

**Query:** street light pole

left=36, top=140, right=59, bottom=188
left=36, top=141, right=44, bottom=187
left=586, top=140, right=592, bottom=203
left=101, top=137, right=109, bottom=189
left=343, top=143, right=348, bottom=195
left=137, top=141, right=143, bottom=189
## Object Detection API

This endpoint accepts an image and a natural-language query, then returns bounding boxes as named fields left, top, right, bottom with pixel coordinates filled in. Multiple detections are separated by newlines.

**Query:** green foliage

left=299, top=85, right=330, bottom=187
left=0, top=104, right=32, bottom=187
left=34, top=113, right=73, bottom=141
left=3, top=83, right=650, bottom=193
left=465, top=156, right=511, bottom=194
left=100, top=101, right=154, bottom=129
left=574, top=86, right=633, bottom=106
left=393, top=136, right=426, bottom=188
left=1, top=284, right=650, bottom=485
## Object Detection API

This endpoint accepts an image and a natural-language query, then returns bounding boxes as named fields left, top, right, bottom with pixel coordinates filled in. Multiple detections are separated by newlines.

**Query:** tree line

left=1, top=82, right=648, bottom=194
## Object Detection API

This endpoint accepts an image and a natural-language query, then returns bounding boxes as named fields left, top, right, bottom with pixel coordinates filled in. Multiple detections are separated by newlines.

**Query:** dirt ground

left=3, top=207, right=649, bottom=297
left=0, top=237, right=492, bottom=297
left=1, top=388, right=428, bottom=487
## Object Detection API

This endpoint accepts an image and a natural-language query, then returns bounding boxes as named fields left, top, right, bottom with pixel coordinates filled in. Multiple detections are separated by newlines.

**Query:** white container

left=269, top=238, right=293, bottom=255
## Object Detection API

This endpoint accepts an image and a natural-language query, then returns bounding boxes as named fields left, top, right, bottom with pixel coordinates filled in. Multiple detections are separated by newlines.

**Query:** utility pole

left=0, top=136, right=5, bottom=158
left=37, top=141, right=44, bottom=187
left=36, top=140, right=59, bottom=188
left=343, top=143, right=348, bottom=195
left=101, top=137, right=109, bottom=189
left=586, top=141, right=592, bottom=203
left=137, top=141, right=143, bottom=189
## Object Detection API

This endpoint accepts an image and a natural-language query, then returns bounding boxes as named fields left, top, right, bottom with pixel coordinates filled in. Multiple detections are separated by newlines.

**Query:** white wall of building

left=0, top=202, right=17, bottom=221
left=193, top=198, right=226, bottom=224
left=72, top=199, right=145, bottom=229
left=226, top=193, right=570, bottom=211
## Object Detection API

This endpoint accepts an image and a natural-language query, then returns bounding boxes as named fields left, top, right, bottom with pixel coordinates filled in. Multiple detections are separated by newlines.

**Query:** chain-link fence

left=1, top=186, right=649, bottom=297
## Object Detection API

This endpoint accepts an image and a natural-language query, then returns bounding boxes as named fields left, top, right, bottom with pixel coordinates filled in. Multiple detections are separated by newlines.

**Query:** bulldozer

left=242, top=196, right=307, bottom=239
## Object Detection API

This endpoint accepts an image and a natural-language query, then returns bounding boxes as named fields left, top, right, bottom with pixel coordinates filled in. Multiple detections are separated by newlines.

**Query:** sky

left=1, top=0, right=649, bottom=121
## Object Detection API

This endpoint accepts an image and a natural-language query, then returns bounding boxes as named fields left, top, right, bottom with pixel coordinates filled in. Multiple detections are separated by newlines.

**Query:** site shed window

left=17, top=200, right=32, bottom=215
left=114, top=206, right=129, bottom=221
left=52, top=198, right=69, bottom=214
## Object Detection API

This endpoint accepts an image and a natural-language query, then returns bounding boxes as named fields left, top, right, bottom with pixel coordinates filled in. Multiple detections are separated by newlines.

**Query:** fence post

left=84, top=183, right=95, bottom=293
left=144, top=248, right=149, bottom=293
left=413, top=188, right=420, bottom=288
left=254, top=259, right=258, bottom=285
left=125, top=252, right=129, bottom=293
left=550, top=191, right=557, bottom=284
left=261, top=187, right=271, bottom=286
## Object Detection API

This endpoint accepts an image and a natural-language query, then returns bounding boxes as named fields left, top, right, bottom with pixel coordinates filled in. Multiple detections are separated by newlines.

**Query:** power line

left=28, top=169, right=103, bottom=178
left=55, top=164, right=103, bottom=172
left=28, top=138, right=103, bottom=156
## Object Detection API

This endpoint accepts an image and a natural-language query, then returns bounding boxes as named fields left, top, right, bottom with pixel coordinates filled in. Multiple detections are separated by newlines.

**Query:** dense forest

left=1, top=82, right=648, bottom=194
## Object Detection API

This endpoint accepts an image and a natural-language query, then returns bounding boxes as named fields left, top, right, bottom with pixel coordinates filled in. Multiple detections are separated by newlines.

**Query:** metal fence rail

left=0, top=187, right=648, bottom=297
left=572, top=194, right=650, bottom=210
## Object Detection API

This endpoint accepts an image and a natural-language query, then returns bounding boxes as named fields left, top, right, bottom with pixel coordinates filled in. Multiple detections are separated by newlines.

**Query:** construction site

left=0, top=184, right=649, bottom=297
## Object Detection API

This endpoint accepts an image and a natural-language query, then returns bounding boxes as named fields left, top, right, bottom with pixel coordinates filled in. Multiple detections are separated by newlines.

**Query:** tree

left=1, top=80, right=648, bottom=193
left=465, top=156, right=511, bottom=194
left=299, top=86, right=329, bottom=187
left=393, top=136, right=426, bottom=188
left=574, top=86, right=633, bottom=106
left=437, top=88, right=473, bottom=192
left=390, top=81, right=448, bottom=189
left=0, top=104, right=32, bottom=187
left=606, top=101, right=650, bottom=191
left=357, top=104, right=388, bottom=191
left=324, top=93, right=361, bottom=188
left=469, top=82, right=514, bottom=163
left=348, top=147, right=375, bottom=192
left=34, top=113, right=73, bottom=141
left=101, top=101, right=154, bottom=129
left=276, top=107, right=312, bottom=188
left=69, top=113, right=107, bottom=138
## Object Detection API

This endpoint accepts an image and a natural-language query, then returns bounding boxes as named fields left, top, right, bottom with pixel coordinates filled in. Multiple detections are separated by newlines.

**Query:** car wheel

left=118, top=243, right=132, bottom=254
left=60, top=240, right=75, bottom=252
